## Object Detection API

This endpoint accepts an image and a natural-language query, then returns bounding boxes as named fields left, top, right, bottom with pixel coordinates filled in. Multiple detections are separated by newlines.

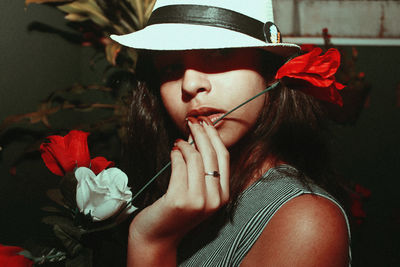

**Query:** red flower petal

left=276, top=48, right=340, bottom=82
left=40, top=130, right=91, bottom=176
left=275, top=47, right=345, bottom=106
left=285, top=73, right=335, bottom=88
left=45, top=135, right=65, bottom=147
left=0, top=244, right=22, bottom=255
left=40, top=143, right=68, bottom=176
left=276, top=48, right=322, bottom=79
left=90, top=157, right=115, bottom=175
left=306, top=49, right=341, bottom=78
left=334, top=81, right=346, bottom=90
left=64, top=130, right=91, bottom=168
left=301, top=84, right=344, bottom=107
left=0, top=244, right=33, bottom=267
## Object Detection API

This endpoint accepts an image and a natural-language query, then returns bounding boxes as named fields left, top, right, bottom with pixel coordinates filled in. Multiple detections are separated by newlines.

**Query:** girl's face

left=154, top=48, right=269, bottom=148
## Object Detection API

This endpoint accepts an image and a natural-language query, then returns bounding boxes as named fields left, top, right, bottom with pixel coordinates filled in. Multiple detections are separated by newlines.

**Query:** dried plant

left=0, top=0, right=155, bottom=169
left=26, top=0, right=155, bottom=66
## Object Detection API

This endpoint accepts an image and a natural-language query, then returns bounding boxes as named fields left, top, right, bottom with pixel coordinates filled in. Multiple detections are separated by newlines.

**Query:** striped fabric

left=177, top=165, right=351, bottom=266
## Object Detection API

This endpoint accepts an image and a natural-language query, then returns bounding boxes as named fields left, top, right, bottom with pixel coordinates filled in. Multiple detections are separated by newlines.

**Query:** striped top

left=177, top=165, right=351, bottom=266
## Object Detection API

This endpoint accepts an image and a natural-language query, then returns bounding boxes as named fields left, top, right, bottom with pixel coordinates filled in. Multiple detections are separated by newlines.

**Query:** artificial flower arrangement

left=4, top=130, right=138, bottom=266
left=40, top=130, right=137, bottom=222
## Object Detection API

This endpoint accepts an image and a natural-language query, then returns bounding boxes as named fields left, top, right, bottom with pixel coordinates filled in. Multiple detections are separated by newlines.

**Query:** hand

left=127, top=116, right=230, bottom=266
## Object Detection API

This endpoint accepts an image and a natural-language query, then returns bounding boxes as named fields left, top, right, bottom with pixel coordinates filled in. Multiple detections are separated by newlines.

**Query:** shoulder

left=241, top=194, right=350, bottom=267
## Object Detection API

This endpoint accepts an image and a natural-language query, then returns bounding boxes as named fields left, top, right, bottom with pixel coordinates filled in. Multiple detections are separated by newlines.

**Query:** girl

left=111, top=0, right=351, bottom=266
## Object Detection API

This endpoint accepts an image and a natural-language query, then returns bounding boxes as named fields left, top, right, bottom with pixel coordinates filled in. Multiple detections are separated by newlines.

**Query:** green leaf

left=17, top=250, right=34, bottom=260
left=41, top=206, right=64, bottom=213
left=46, top=188, right=67, bottom=208
left=65, top=13, right=89, bottom=22
left=42, top=215, right=86, bottom=239
left=60, top=172, right=78, bottom=210
left=53, top=224, right=84, bottom=257
left=126, top=0, right=155, bottom=29
left=33, top=249, right=67, bottom=265
left=144, top=0, right=156, bottom=21
left=134, top=0, right=144, bottom=28
left=42, top=215, right=75, bottom=229
left=105, top=42, right=121, bottom=66
left=58, top=0, right=110, bottom=27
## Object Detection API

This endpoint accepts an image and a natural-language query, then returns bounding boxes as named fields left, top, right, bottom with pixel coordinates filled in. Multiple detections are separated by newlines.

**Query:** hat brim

left=111, top=24, right=300, bottom=57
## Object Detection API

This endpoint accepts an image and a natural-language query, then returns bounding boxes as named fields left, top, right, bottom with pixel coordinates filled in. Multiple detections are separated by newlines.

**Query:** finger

left=198, top=116, right=230, bottom=204
left=187, top=117, right=219, bottom=175
left=187, top=117, right=222, bottom=209
left=187, top=134, right=194, bottom=146
left=175, top=139, right=206, bottom=197
left=167, top=146, right=188, bottom=194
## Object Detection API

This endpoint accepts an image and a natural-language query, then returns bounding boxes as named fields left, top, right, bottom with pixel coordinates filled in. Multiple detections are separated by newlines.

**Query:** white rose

left=75, top=167, right=137, bottom=222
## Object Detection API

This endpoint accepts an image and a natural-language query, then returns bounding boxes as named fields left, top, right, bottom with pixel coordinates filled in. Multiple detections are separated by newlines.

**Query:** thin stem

left=131, top=162, right=171, bottom=202
left=212, top=81, right=279, bottom=125
left=130, top=81, right=279, bottom=203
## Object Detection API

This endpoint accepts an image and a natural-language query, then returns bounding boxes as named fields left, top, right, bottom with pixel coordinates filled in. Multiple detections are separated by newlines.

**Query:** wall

left=0, top=0, right=81, bottom=244
left=332, top=46, right=400, bottom=266
left=0, top=1, right=81, bottom=121
left=275, top=0, right=400, bottom=46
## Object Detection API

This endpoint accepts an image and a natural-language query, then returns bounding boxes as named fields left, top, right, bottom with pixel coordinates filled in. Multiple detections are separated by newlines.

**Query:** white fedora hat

left=110, top=0, right=300, bottom=57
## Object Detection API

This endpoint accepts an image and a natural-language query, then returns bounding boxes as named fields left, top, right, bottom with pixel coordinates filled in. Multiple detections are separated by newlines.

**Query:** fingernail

left=172, top=146, right=179, bottom=151
left=198, top=116, right=212, bottom=126
left=174, top=138, right=183, bottom=146
left=187, top=117, right=199, bottom=125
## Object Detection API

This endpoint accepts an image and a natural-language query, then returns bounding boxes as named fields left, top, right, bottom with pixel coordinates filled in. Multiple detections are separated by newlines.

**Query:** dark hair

left=122, top=49, right=344, bottom=209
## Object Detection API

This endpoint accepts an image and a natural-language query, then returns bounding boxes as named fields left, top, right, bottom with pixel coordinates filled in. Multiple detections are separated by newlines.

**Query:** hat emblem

left=263, top=22, right=282, bottom=44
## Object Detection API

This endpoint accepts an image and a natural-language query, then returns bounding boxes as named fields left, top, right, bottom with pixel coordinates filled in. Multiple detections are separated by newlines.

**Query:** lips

left=186, top=107, right=226, bottom=126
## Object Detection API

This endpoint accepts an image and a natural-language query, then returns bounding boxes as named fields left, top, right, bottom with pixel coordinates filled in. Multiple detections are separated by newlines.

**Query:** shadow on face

left=151, top=48, right=282, bottom=84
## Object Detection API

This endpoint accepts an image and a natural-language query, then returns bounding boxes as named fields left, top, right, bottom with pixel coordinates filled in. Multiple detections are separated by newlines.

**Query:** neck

left=229, top=137, right=285, bottom=192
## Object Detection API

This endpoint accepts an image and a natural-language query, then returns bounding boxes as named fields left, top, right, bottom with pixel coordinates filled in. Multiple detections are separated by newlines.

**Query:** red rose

left=275, top=47, right=345, bottom=106
left=90, top=156, right=115, bottom=175
left=0, top=244, right=33, bottom=267
left=40, top=130, right=91, bottom=176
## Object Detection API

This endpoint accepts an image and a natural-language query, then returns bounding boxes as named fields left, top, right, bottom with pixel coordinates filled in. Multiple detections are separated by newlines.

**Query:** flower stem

left=130, top=81, right=279, bottom=203
left=212, top=81, right=279, bottom=125
left=131, top=161, right=171, bottom=202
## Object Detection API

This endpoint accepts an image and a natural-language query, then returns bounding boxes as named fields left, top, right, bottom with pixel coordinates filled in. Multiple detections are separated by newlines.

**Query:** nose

left=181, top=68, right=212, bottom=100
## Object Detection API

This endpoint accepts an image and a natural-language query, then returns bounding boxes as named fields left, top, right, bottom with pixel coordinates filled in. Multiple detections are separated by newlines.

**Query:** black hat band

left=147, top=5, right=281, bottom=44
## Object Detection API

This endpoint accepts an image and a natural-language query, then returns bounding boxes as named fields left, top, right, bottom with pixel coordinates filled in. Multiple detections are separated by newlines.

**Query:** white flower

left=75, top=167, right=137, bottom=222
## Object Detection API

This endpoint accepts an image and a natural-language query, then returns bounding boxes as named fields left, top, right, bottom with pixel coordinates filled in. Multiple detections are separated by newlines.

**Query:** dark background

left=1, top=1, right=399, bottom=266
